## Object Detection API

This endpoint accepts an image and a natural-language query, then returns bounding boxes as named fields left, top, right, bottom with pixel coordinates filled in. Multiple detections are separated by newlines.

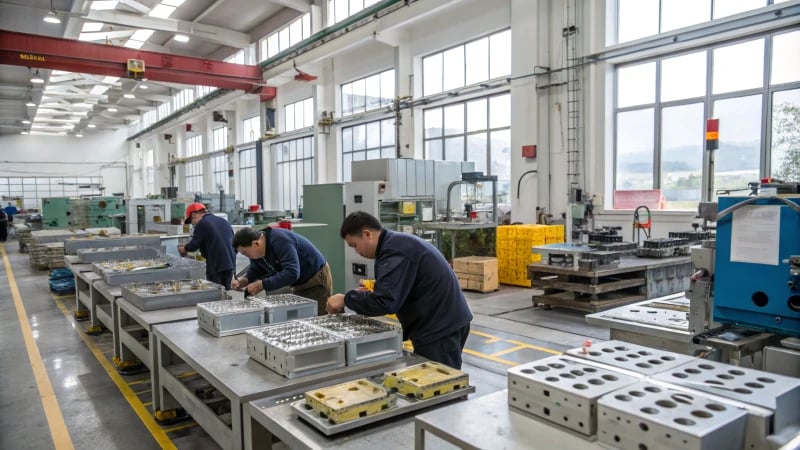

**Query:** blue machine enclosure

left=714, top=196, right=800, bottom=336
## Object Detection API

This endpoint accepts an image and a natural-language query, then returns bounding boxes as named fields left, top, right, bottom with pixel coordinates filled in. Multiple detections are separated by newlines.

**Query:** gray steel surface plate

left=597, top=381, right=747, bottom=450
left=290, top=376, right=475, bottom=436
left=566, top=340, right=694, bottom=375
left=507, top=355, right=639, bottom=435
left=77, top=246, right=160, bottom=263
left=121, top=279, right=224, bottom=311
left=602, top=305, right=689, bottom=331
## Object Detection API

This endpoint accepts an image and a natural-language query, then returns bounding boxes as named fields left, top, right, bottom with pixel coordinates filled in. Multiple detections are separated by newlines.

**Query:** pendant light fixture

left=44, top=0, right=61, bottom=24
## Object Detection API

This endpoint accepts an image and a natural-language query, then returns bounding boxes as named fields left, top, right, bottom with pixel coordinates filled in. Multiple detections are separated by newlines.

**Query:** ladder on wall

left=563, top=0, right=582, bottom=191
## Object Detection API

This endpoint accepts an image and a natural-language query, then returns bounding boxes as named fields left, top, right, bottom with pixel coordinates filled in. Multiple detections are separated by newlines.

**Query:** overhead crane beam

left=0, top=30, right=276, bottom=100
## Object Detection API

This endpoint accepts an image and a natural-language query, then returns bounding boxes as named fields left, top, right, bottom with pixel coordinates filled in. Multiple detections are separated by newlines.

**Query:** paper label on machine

left=731, top=205, right=780, bottom=265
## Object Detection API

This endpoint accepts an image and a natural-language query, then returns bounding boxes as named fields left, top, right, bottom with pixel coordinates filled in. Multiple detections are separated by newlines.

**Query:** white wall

left=0, top=129, right=129, bottom=197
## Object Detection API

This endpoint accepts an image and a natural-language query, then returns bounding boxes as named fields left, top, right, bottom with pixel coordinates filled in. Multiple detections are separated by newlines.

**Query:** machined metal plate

left=383, top=361, right=469, bottom=400
left=197, top=298, right=270, bottom=337
left=602, top=305, right=689, bottom=331
left=303, top=378, right=394, bottom=424
left=121, top=279, right=224, bottom=311
left=31, top=229, right=76, bottom=244
left=77, top=246, right=160, bottom=263
left=246, top=322, right=345, bottom=378
left=291, top=374, right=475, bottom=436
left=302, top=315, right=403, bottom=365
left=566, top=340, right=694, bottom=375
left=507, top=355, right=639, bottom=435
left=64, top=234, right=161, bottom=254
left=597, top=381, right=747, bottom=450
left=652, top=359, right=800, bottom=432
left=92, top=255, right=205, bottom=285
left=253, top=293, right=318, bottom=323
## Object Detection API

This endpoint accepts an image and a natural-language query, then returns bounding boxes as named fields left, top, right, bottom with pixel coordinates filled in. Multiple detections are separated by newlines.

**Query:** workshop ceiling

left=0, top=0, right=305, bottom=137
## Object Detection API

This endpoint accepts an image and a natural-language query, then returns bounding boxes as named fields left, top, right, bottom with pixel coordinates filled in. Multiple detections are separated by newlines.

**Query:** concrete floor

left=0, top=238, right=609, bottom=449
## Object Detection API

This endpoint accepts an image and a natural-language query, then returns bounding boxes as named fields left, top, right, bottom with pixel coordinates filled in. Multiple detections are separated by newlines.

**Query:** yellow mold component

left=304, top=378, right=393, bottom=424
left=383, top=362, right=469, bottom=400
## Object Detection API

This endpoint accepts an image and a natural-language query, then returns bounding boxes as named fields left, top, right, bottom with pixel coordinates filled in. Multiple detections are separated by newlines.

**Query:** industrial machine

left=125, top=198, right=172, bottom=234
left=42, top=197, right=71, bottom=229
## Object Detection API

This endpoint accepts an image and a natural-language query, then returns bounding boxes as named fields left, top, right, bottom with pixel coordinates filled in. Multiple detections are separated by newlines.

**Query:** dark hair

left=233, top=228, right=261, bottom=249
left=340, top=211, right=383, bottom=238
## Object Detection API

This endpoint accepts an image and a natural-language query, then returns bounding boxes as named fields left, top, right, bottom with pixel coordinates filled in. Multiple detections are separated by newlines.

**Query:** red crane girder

left=0, top=30, right=275, bottom=100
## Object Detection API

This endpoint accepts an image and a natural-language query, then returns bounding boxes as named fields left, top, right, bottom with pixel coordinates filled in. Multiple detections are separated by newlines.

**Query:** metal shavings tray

left=507, top=355, right=639, bottom=436
left=246, top=322, right=345, bottom=378
left=303, top=379, right=394, bottom=424
left=566, top=340, right=694, bottom=375
left=291, top=373, right=475, bottom=436
left=121, top=279, right=224, bottom=311
left=303, top=314, right=398, bottom=337
left=302, top=315, right=403, bottom=366
left=253, top=293, right=318, bottom=323
left=197, top=298, right=271, bottom=337
left=597, top=381, right=747, bottom=450
left=383, top=361, right=469, bottom=400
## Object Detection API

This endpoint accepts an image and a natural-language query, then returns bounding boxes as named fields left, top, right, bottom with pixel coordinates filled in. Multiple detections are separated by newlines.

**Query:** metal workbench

left=414, top=390, right=611, bottom=449
left=91, top=280, right=122, bottom=356
left=243, top=354, right=429, bottom=450
left=527, top=254, right=692, bottom=312
left=153, top=320, right=410, bottom=450
left=74, top=269, right=102, bottom=322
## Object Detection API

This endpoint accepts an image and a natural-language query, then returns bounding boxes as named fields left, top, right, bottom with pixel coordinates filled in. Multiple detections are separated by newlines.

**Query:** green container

left=302, top=184, right=345, bottom=294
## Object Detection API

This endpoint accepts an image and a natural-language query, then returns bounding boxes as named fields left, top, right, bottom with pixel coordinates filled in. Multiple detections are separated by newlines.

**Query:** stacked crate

left=452, top=256, right=498, bottom=293
left=497, top=224, right=564, bottom=287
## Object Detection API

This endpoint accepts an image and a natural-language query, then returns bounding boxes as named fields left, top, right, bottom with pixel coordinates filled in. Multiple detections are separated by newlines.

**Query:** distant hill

left=619, top=141, right=759, bottom=173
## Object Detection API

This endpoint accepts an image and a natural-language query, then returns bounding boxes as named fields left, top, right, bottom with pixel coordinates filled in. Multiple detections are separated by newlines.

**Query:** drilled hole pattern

left=567, top=340, right=693, bottom=375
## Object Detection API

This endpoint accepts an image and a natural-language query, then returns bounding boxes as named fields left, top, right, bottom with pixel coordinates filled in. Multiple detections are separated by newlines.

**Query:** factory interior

left=1, top=0, right=799, bottom=449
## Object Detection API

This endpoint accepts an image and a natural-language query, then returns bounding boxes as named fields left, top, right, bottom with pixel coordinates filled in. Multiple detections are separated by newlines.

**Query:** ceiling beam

left=116, top=0, right=152, bottom=15
left=86, top=10, right=251, bottom=49
left=269, top=0, right=312, bottom=13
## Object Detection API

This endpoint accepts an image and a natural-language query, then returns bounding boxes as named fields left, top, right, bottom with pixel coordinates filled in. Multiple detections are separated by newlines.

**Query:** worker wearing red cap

left=178, top=203, right=236, bottom=289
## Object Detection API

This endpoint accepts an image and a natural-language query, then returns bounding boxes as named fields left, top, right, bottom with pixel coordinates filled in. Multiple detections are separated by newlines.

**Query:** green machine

left=42, top=197, right=71, bottom=229
left=302, top=183, right=345, bottom=294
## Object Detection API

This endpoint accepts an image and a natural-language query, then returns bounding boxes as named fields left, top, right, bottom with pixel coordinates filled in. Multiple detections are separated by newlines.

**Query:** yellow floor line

left=50, top=296, right=177, bottom=449
left=463, top=348, right=518, bottom=366
left=505, top=339, right=561, bottom=355
left=2, top=245, right=75, bottom=450
left=161, top=422, right=198, bottom=433
left=469, top=329, right=503, bottom=344
left=490, top=345, right=527, bottom=357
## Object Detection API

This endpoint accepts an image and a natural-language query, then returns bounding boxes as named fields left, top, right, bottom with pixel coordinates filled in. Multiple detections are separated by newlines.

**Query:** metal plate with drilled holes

left=302, top=315, right=403, bottom=366
left=121, top=279, right=225, bottom=311
left=197, top=298, right=270, bottom=337
left=603, top=305, right=689, bottom=331
left=384, top=361, right=470, bottom=400
left=652, top=359, right=800, bottom=432
left=566, top=340, right=694, bottom=375
left=252, top=293, right=318, bottom=324
left=291, top=374, right=475, bottom=436
left=246, top=322, right=345, bottom=378
left=77, top=246, right=160, bottom=263
left=597, top=381, right=747, bottom=450
left=303, top=378, right=394, bottom=424
left=507, top=355, right=639, bottom=436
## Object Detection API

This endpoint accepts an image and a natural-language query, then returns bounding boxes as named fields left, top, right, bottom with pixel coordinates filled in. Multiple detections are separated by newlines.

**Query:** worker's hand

left=245, top=280, right=263, bottom=296
left=177, top=244, right=187, bottom=257
left=231, top=277, right=246, bottom=291
left=357, top=279, right=375, bottom=292
left=326, top=294, right=345, bottom=314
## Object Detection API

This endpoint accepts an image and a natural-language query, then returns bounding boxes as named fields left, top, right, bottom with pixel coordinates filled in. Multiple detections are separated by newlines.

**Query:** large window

left=0, top=177, right=103, bottom=210
left=342, top=118, right=396, bottom=182
left=423, top=93, right=511, bottom=202
left=613, top=30, right=800, bottom=209
left=239, top=148, right=258, bottom=207
left=173, top=89, right=194, bottom=110
left=145, top=149, right=155, bottom=195
left=422, top=29, right=511, bottom=96
left=157, top=102, right=171, bottom=120
left=184, top=135, right=203, bottom=193
left=284, top=97, right=314, bottom=132
left=261, top=13, right=311, bottom=61
left=273, top=137, right=314, bottom=211
left=615, top=0, right=783, bottom=44
left=341, top=69, right=394, bottom=117
left=241, top=116, right=260, bottom=144
left=328, top=0, right=381, bottom=26
left=212, top=127, right=228, bottom=192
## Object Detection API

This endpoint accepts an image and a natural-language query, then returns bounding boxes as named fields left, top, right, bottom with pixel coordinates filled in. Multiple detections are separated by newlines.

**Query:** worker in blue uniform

left=326, top=211, right=473, bottom=369
left=231, top=227, right=332, bottom=315
left=178, top=203, right=236, bottom=289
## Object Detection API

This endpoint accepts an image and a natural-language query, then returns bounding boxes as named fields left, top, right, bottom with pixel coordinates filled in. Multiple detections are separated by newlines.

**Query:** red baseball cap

left=184, top=203, right=206, bottom=224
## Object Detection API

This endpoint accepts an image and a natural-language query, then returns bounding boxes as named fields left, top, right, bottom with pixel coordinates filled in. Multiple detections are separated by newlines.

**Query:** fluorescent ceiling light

left=124, top=39, right=145, bottom=49
left=73, top=111, right=89, bottom=116
left=22, top=120, right=31, bottom=124
left=107, top=108, right=118, bottom=112
left=173, top=34, right=189, bottom=43
left=149, top=4, right=176, bottom=18
left=90, top=85, right=110, bottom=96
left=63, top=124, right=74, bottom=129
left=130, top=29, right=154, bottom=41
left=139, top=84, right=148, bottom=89
left=58, top=131, right=67, bottom=135
left=26, top=101, right=36, bottom=107
left=88, top=124, right=97, bottom=128
left=21, top=131, right=29, bottom=135
left=162, top=0, right=186, bottom=7
left=76, top=134, right=84, bottom=138
left=123, top=93, right=135, bottom=99
left=90, top=1, right=118, bottom=10
left=44, top=11, right=61, bottom=24
left=102, top=76, right=119, bottom=84
left=82, top=22, right=103, bottom=32
left=31, top=75, right=44, bottom=84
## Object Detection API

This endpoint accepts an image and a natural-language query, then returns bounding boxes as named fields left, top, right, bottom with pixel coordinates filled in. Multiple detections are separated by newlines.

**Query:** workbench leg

left=414, top=423, right=426, bottom=450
